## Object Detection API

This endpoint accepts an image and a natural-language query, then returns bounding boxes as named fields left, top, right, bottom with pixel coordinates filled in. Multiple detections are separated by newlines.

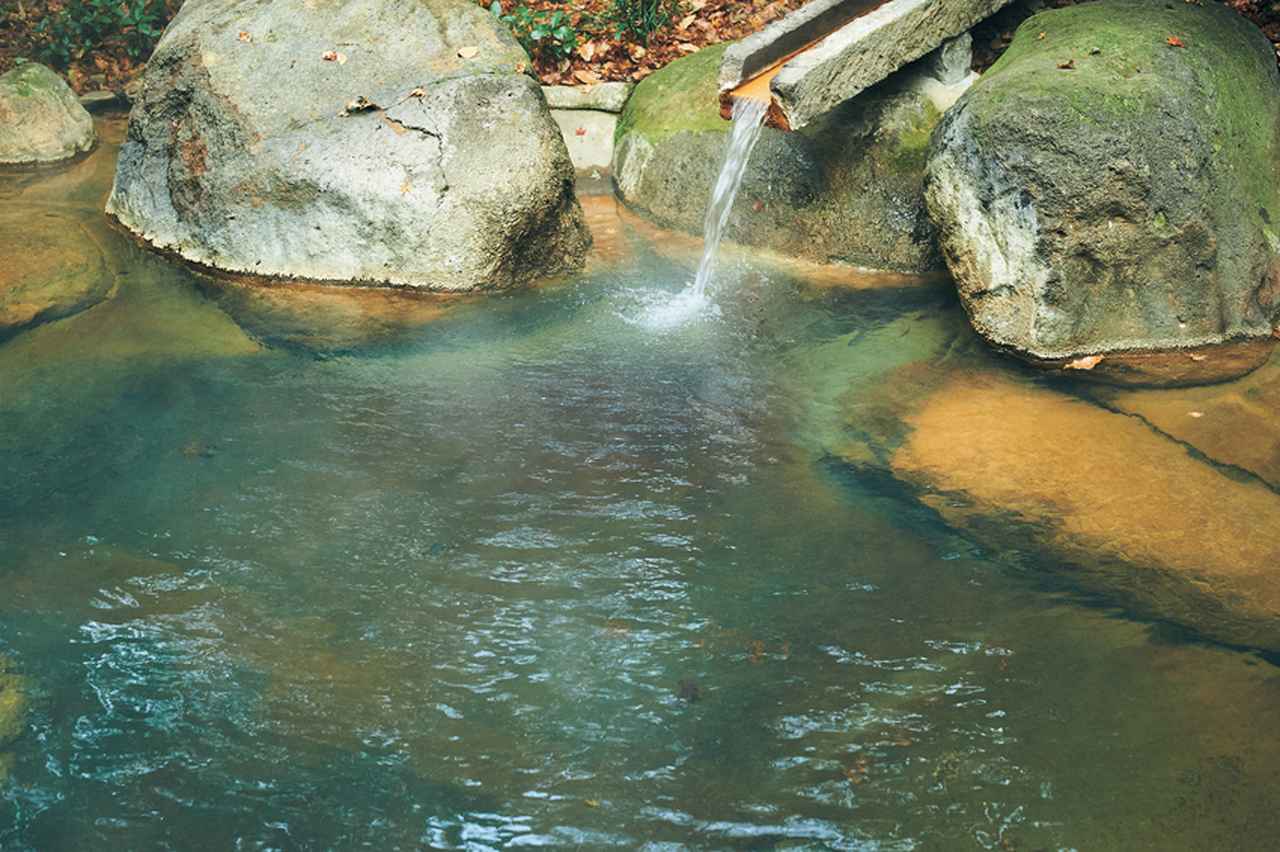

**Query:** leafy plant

left=35, top=0, right=169, bottom=67
left=602, top=0, right=684, bottom=45
left=490, top=2, right=579, bottom=61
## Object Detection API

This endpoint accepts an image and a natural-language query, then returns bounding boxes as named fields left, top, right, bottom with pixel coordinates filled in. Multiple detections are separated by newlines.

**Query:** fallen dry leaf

left=339, top=95, right=376, bottom=116
left=457, top=45, right=479, bottom=59
left=1065, top=354, right=1104, bottom=371
left=238, top=31, right=252, bottom=43
left=1167, top=35, right=1186, bottom=48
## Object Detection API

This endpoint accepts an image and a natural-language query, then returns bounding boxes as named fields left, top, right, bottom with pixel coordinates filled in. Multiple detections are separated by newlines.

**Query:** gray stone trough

left=720, top=0, right=1013, bottom=130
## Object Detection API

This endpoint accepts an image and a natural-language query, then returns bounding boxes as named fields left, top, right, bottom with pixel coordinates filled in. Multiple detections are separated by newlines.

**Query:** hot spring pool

left=2, top=117, right=1279, bottom=851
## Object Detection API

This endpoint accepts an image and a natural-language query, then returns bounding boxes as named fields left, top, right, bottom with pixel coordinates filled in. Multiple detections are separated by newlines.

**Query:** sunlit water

left=2, top=119, right=1279, bottom=850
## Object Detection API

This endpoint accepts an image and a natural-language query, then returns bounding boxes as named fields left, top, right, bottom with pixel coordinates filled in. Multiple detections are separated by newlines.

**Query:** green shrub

left=491, top=2, right=579, bottom=61
left=35, top=0, right=169, bottom=67
left=602, top=0, right=684, bottom=45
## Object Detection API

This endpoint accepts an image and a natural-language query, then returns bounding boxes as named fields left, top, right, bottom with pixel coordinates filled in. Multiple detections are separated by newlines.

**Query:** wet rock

left=614, top=44, right=974, bottom=274
left=927, top=0, right=1280, bottom=385
left=0, top=211, right=113, bottom=340
left=0, top=63, right=95, bottom=164
left=887, top=370, right=1280, bottom=651
left=107, top=0, right=590, bottom=291
left=2, top=115, right=128, bottom=210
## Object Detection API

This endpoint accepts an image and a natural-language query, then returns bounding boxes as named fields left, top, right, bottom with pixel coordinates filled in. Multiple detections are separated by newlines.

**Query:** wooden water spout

left=719, top=0, right=1013, bottom=131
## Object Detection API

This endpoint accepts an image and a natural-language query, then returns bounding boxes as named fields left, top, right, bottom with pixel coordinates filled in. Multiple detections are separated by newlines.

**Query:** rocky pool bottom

left=2, top=119, right=1280, bottom=849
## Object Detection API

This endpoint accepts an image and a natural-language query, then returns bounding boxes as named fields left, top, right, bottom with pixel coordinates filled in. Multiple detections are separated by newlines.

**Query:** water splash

left=622, top=98, right=768, bottom=333
left=691, top=97, right=770, bottom=298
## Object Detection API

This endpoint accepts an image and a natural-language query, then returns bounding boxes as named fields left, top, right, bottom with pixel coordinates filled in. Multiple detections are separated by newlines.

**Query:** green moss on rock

left=885, top=100, right=942, bottom=175
left=615, top=44, right=729, bottom=145
left=982, top=0, right=1280, bottom=218
left=927, top=0, right=1280, bottom=374
left=612, top=43, right=950, bottom=273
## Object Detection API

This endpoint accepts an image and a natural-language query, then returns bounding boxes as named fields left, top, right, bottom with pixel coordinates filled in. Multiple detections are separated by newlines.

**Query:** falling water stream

left=691, top=97, right=770, bottom=298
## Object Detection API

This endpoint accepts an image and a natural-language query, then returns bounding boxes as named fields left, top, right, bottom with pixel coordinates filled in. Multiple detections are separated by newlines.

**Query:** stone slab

left=542, top=82, right=632, bottom=113
left=551, top=109, right=618, bottom=172
left=719, top=0, right=886, bottom=92
left=78, top=90, right=125, bottom=112
left=769, top=0, right=1012, bottom=129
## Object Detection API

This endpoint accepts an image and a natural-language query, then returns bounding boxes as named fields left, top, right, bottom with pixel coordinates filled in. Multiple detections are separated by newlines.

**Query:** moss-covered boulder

left=0, top=63, right=95, bottom=165
left=613, top=43, right=972, bottom=274
left=927, top=0, right=1280, bottom=386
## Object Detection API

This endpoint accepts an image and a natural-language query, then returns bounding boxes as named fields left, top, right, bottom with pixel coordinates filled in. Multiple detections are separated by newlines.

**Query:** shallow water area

left=2, top=118, right=1280, bottom=850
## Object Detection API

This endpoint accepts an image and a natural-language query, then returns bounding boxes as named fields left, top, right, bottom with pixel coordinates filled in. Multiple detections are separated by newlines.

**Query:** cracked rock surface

left=106, top=0, right=590, bottom=291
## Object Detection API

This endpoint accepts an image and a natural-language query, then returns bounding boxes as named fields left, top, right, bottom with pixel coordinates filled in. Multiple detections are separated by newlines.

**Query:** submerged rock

left=0, top=658, right=25, bottom=747
left=1, top=655, right=28, bottom=780
left=1089, top=349, right=1280, bottom=492
left=817, top=300, right=1280, bottom=651
left=888, top=370, right=1280, bottom=651
left=0, top=211, right=113, bottom=340
left=927, top=0, right=1280, bottom=385
left=613, top=43, right=972, bottom=274
left=0, top=63, right=95, bottom=165
left=107, top=0, right=590, bottom=291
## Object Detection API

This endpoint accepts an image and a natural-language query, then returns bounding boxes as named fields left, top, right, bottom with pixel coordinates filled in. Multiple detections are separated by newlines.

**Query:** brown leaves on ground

left=0, top=0, right=181, bottom=93
left=481, top=0, right=811, bottom=86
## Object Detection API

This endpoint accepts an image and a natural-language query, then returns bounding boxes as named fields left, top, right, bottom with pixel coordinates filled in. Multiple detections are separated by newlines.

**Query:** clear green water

left=2, top=121, right=1279, bottom=851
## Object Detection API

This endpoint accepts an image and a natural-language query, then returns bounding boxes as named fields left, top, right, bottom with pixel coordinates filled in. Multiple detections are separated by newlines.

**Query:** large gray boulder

left=107, top=0, right=590, bottom=291
left=0, top=63, right=95, bottom=164
left=927, top=0, right=1280, bottom=386
left=614, top=43, right=979, bottom=274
